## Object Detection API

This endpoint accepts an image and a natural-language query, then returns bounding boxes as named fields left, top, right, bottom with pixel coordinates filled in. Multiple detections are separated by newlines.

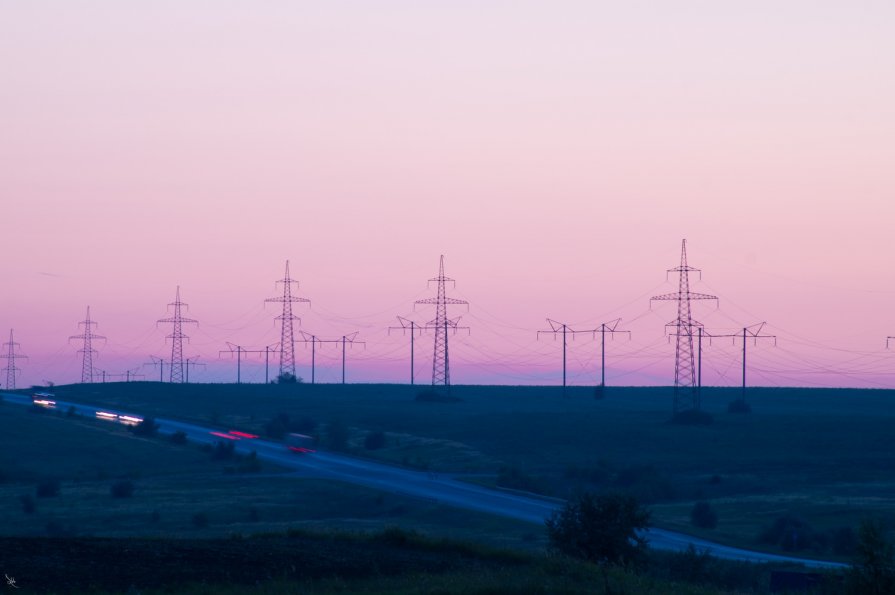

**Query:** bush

left=20, top=494, right=36, bottom=514
left=130, top=417, right=159, bottom=437
left=727, top=399, right=752, bottom=414
left=110, top=480, right=135, bottom=498
left=364, top=430, right=387, bottom=450
left=211, top=441, right=236, bottom=460
left=327, top=420, right=350, bottom=451
left=237, top=451, right=262, bottom=473
left=276, top=372, right=301, bottom=384
left=691, top=501, right=718, bottom=529
left=36, top=478, right=60, bottom=498
left=192, top=512, right=209, bottom=528
left=847, top=520, right=895, bottom=594
left=672, top=409, right=714, bottom=425
left=545, top=491, right=650, bottom=566
left=833, top=526, right=858, bottom=556
left=497, top=466, right=550, bottom=495
left=169, top=430, right=188, bottom=445
left=759, top=513, right=821, bottom=552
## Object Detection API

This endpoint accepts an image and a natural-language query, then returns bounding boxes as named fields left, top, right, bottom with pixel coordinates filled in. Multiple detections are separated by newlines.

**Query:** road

left=1, top=392, right=845, bottom=569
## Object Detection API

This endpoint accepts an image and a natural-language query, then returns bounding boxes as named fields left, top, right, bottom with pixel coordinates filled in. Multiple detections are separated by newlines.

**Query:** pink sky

left=2, top=2, right=894, bottom=388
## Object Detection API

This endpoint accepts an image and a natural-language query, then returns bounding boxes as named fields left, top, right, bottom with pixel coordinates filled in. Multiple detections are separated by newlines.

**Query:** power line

left=157, top=286, right=198, bottom=383
left=388, top=317, right=423, bottom=385
left=298, top=331, right=364, bottom=384
left=266, top=260, right=310, bottom=381
left=69, top=306, right=105, bottom=384
left=414, top=255, right=469, bottom=390
left=537, top=319, right=596, bottom=393
left=1, top=329, right=27, bottom=389
left=651, top=240, right=718, bottom=415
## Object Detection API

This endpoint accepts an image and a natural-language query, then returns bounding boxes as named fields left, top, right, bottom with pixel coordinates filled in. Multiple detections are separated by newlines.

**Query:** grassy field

left=0, top=402, right=543, bottom=551
left=21, top=381, right=895, bottom=562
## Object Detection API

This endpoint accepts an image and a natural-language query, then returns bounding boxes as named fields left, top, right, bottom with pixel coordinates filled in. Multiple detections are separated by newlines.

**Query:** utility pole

left=710, top=323, right=776, bottom=408
left=389, top=317, right=423, bottom=385
left=184, top=356, right=204, bottom=383
left=414, top=255, right=469, bottom=390
left=144, top=356, right=165, bottom=382
left=538, top=319, right=597, bottom=394
left=70, top=307, right=106, bottom=384
left=1, top=329, right=27, bottom=390
left=157, top=287, right=198, bottom=383
left=298, top=331, right=363, bottom=384
left=595, top=318, right=630, bottom=395
left=265, top=261, right=310, bottom=382
left=219, top=344, right=278, bottom=384
left=651, top=240, right=718, bottom=416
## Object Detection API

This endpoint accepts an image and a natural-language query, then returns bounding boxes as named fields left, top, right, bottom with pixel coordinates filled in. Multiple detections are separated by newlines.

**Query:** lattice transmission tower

left=157, top=287, right=198, bottom=383
left=651, top=240, right=718, bottom=415
left=415, top=255, right=469, bottom=388
left=266, top=261, right=310, bottom=380
left=70, top=307, right=105, bottom=384
left=1, top=329, right=27, bottom=389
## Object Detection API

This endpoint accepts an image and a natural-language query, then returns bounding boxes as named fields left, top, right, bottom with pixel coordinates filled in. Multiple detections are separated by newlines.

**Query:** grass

left=2, top=528, right=800, bottom=595
left=0, top=402, right=543, bottom=550
left=18, top=382, right=895, bottom=561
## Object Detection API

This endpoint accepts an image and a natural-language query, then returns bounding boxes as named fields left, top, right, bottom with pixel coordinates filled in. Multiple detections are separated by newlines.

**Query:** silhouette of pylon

left=157, top=287, right=198, bottom=383
left=70, top=307, right=105, bottom=384
left=1, top=329, right=27, bottom=389
left=651, top=240, right=718, bottom=414
left=266, top=261, right=310, bottom=380
left=415, top=255, right=469, bottom=388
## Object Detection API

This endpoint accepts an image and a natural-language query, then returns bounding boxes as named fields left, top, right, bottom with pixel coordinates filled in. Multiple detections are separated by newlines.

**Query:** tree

left=545, top=491, right=650, bottom=567
left=847, top=520, right=895, bottom=595
left=130, top=417, right=159, bottom=437
left=691, top=501, right=718, bottom=529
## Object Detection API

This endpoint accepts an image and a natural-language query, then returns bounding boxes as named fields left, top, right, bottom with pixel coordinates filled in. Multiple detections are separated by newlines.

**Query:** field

left=22, top=382, right=895, bottom=563
left=0, top=402, right=543, bottom=550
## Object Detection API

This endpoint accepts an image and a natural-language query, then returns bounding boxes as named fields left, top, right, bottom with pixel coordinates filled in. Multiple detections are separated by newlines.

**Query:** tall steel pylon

left=1, top=329, right=27, bottom=389
left=415, top=255, right=469, bottom=388
left=651, top=240, right=718, bottom=414
left=266, top=261, right=310, bottom=380
left=70, top=307, right=105, bottom=384
left=157, top=287, right=198, bottom=383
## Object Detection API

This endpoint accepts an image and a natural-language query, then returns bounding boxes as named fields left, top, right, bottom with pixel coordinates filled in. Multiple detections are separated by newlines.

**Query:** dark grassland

left=34, top=382, right=895, bottom=561
left=0, top=385, right=869, bottom=593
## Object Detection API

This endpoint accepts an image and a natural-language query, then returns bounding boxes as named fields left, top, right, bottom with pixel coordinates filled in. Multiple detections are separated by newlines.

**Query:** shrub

left=364, top=430, right=387, bottom=450
left=759, top=513, right=820, bottom=552
left=727, top=399, right=752, bottom=414
left=20, top=494, right=36, bottom=514
left=672, top=409, right=714, bottom=425
left=276, top=372, right=301, bottom=384
left=130, top=417, right=159, bottom=437
left=237, top=451, right=262, bottom=473
left=110, top=480, right=135, bottom=498
left=192, top=512, right=209, bottom=528
left=497, top=466, right=550, bottom=495
left=691, top=501, right=718, bottom=529
left=833, top=526, right=858, bottom=556
left=169, top=430, right=188, bottom=445
left=847, top=520, right=895, bottom=594
left=36, top=478, right=60, bottom=498
left=327, top=420, right=350, bottom=451
left=211, top=441, right=236, bottom=460
left=545, top=491, right=650, bottom=566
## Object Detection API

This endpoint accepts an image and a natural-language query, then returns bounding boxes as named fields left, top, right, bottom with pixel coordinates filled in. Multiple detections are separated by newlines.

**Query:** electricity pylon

left=389, top=317, right=423, bottom=384
left=537, top=319, right=596, bottom=393
left=651, top=240, right=718, bottom=415
left=157, top=286, right=198, bottom=383
left=415, top=255, right=469, bottom=388
left=1, top=329, right=27, bottom=389
left=70, top=306, right=106, bottom=384
left=266, top=261, right=310, bottom=381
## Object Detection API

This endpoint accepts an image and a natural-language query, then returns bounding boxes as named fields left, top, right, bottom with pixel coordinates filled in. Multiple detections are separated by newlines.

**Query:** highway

left=1, top=392, right=845, bottom=569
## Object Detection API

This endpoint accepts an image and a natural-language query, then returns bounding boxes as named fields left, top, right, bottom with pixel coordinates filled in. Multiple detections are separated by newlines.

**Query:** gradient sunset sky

left=2, top=2, right=894, bottom=388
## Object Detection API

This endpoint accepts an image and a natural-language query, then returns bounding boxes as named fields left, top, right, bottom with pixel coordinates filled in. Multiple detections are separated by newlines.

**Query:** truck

left=31, top=392, right=56, bottom=409
left=286, top=432, right=315, bottom=453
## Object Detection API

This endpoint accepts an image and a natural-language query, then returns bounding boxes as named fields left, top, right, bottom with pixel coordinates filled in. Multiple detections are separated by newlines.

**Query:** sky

left=1, top=1, right=894, bottom=388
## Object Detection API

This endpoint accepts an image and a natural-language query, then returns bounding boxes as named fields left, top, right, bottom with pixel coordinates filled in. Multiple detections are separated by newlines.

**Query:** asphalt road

left=1, top=391, right=845, bottom=569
